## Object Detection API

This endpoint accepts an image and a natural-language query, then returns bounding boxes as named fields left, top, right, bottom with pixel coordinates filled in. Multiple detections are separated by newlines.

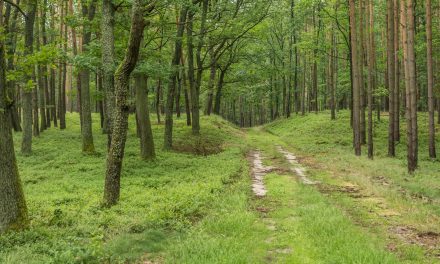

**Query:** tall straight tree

left=359, top=0, right=366, bottom=144
left=366, top=0, right=375, bottom=159
left=101, top=0, right=116, bottom=141
left=426, top=0, right=436, bottom=158
left=21, top=0, right=37, bottom=155
left=402, top=0, right=418, bottom=172
left=164, top=6, right=188, bottom=150
left=80, top=0, right=96, bottom=153
left=35, top=10, right=47, bottom=132
left=393, top=0, right=400, bottom=142
left=59, top=0, right=67, bottom=129
left=387, top=0, right=396, bottom=157
left=0, top=1, right=28, bottom=232
left=349, top=0, right=361, bottom=156
left=192, top=0, right=208, bottom=135
left=104, top=0, right=153, bottom=206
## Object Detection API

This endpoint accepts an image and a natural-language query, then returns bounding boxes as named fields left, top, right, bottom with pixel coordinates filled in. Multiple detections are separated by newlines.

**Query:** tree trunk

left=349, top=0, right=361, bottom=156
left=59, top=0, right=67, bottom=129
left=387, top=0, right=396, bottom=156
left=135, top=74, right=155, bottom=160
left=5, top=0, right=22, bottom=132
left=359, top=0, right=366, bottom=144
left=214, top=68, right=226, bottom=115
left=21, top=0, right=37, bottom=155
left=206, top=47, right=216, bottom=116
left=367, top=0, right=375, bottom=159
left=50, top=6, right=57, bottom=128
left=35, top=11, right=47, bottom=132
left=80, top=0, right=96, bottom=153
left=0, top=1, right=28, bottom=233
left=393, top=0, right=400, bottom=142
left=426, top=0, right=436, bottom=158
left=403, top=0, right=418, bottom=173
left=164, top=7, right=187, bottom=150
left=330, top=29, right=336, bottom=120
left=102, top=0, right=116, bottom=140
left=155, top=79, right=161, bottom=124
left=104, top=0, right=149, bottom=206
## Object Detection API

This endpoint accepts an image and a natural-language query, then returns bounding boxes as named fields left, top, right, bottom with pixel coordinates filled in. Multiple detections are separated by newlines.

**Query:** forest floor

left=1, top=111, right=439, bottom=263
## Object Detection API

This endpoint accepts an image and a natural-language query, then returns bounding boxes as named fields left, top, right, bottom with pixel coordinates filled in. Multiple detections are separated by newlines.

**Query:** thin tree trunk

left=59, top=0, right=66, bottom=129
left=80, top=0, right=96, bottom=153
left=426, top=0, right=436, bottom=158
left=155, top=79, right=161, bottom=124
left=206, top=48, right=216, bottom=116
left=387, top=0, right=396, bottom=156
left=35, top=12, right=47, bottom=132
left=359, top=0, right=366, bottom=144
left=214, top=68, right=226, bottom=115
left=349, top=0, right=361, bottom=156
left=135, top=74, right=155, bottom=160
left=50, top=6, right=57, bottom=128
left=394, top=0, right=400, bottom=142
left=102, top=0, right=115, bottom=140
left=367, top=0, right=375, bottom=159
left=21, top=0, right=37, bottom=155
left=41, top=0, right=51, bottom=128
left=164, top=7, right=188, bottom=150
left=404, top=0, right=418, bottom=172
left=104, top=0, right=150, bottom=206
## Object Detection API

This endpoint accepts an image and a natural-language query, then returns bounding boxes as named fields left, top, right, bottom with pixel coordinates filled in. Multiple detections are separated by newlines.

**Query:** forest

left=0, top=0, right=440, bottom=263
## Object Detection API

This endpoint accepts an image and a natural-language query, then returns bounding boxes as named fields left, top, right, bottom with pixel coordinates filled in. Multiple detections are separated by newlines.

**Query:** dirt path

left=246, top=127, right=440, bottom=263
left=276, top=146, right=319, bottom=185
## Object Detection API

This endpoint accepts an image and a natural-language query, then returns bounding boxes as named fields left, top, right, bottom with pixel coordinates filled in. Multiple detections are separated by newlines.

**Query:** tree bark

left=214, top=68, right=226, bottom=115
left=80, top=0, right=96, bottom=153
left=21, top=0, right=37, bottom=155
left=164, top=7, right=188, bottom=150
left=387, top=0, right=396, bottom=156
left=393, top=0, right=400, bottom=142
left=101, top=0, right=116, bottom=141
left=349, top=0, right=361, bottom=156
left=403, top=0, right=418, bottom=173
left=50, top=6, right=57, bottom=128
left=367, top=0, right=375, bottom=159
left=0, top=1, right=28, bottom=233
left=104, top=0, right=149, bottom=206
left=35, top=11, right=47, bottom=132
left=426, top=0, right=436, bottom=158
left=135, top=74, right=155, bottom=160
left=59, top=0, right=67, bottom=130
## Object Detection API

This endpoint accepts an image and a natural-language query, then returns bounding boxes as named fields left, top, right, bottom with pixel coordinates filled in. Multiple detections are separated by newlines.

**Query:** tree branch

left=1, top=0, right=27, bottom=19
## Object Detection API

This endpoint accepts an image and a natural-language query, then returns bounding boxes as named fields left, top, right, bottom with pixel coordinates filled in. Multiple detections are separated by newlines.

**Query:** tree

left=135, top=74, right=155, bottom=160
left=426, top=0, right=436, bottom=159
left=101, top=0, right=116, bottom=142
left=387, top=0, right=395, bottom=157
left=103, top=0, right=154, bottom=206
left=366, top=0, right=375, bottom=159
left=401, top=0, right=418, bottom=173
left=164, top=6, right=188, bottom=150
left=79, top=0, right=96, bottom=153
left=21, top=0, right=37, bottom=155
left=349, top=0, right=361, bottom=156
left=0, top=1, right=28, bottom=232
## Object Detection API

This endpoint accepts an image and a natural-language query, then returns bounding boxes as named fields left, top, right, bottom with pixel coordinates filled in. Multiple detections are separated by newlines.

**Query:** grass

left=263, top=110, right=440, bottom=263
left=1, top=110, right=439, bottom=263
left=1, top=113, right=258, bottom=263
